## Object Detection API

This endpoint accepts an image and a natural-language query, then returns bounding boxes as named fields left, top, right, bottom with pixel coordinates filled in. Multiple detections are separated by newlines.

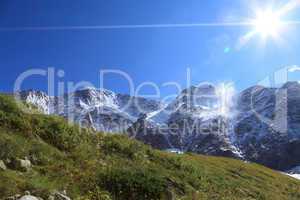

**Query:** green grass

left=0, top=94, right=299, bottom=200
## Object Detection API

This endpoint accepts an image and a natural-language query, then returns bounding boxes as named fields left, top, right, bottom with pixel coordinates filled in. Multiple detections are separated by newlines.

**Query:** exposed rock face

left=128, top=114, right=173, bottom=150
left=130, top=82, right=300, bottom=170
left=17, top=90, right=53, bottom=114
left=234, top=82, right=300, bottom=170
left=286, top=165, right=300, bottom=180
left=129, top=83, right=241, bottom=158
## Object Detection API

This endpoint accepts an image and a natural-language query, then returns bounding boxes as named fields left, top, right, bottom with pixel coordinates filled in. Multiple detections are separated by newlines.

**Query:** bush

left=76, top=187, right=112, bottom=200
left=97, top=167, right=166, bottom=200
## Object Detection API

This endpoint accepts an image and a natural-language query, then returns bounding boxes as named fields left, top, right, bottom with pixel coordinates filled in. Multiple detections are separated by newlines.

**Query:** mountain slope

left=17, top=82, right=300, bottom=172
left=0, top=94, right=300, bottom=200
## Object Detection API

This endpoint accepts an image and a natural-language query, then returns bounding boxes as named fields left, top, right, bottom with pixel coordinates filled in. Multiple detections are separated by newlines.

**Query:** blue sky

left=1, top=0, right=300, bottom=97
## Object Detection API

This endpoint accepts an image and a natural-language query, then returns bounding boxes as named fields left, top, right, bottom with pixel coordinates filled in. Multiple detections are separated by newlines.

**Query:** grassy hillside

left=0, top=94, right=299, bottom=200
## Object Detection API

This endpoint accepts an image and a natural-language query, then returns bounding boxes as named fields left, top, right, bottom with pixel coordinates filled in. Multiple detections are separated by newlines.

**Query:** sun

left=238, top=1, right=300, bottom=47
left=253, top=9, right=283, bottom=38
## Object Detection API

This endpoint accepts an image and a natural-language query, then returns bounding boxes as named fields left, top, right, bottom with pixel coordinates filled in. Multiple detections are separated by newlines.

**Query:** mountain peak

left=181, top=83, right=217, bottom=96
left=281, top=81, right=300, bottom=89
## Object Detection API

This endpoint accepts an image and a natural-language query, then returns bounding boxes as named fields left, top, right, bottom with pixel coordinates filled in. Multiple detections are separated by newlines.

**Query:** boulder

left=12, top=157, right=32, bottom=172
left=0, top=160, right=7, bottom=171
left=18, top=195, right=39, bottom=200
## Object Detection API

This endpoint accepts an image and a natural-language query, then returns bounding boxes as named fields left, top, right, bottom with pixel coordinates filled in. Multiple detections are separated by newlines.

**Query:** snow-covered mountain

left=18, top=90, right=53, bottom=114
left=128, top=83, right=241, bottom=158
left=234, top=82, right=300, bottom=170
left=17, top=88, right=162, bottom=133
left=286, top=165, right=300, bottom=180
left=17, top=82, right=300, bottom=173
left=128, top=82, right=300, bottom=171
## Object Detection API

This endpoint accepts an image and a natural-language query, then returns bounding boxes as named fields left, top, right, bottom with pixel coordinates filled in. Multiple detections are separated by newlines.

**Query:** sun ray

left=0, top=0, right=299, bottom=34
left=277, top=0, right=300, bottom=16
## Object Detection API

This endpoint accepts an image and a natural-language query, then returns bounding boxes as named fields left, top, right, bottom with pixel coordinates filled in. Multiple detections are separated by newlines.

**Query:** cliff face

left=234, top=82, right=300, bottom=170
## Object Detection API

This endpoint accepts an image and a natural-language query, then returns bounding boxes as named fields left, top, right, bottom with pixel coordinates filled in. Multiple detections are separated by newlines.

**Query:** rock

left=47, top=196, right=54, bottom=200
left=0, top=160, right=7, bottom=171
left=48, top=191, right=71, bottom=200
left=12, top=157, right=32, bottom=172
left=18, top=195, right=39, bottom=200
left=24, top=191, right=31, bottom=195
left=5, top=197, right=16, bottom=200
left=54, top=193, right=70, bottom=200
left=5, top=194, right=21, bottom=200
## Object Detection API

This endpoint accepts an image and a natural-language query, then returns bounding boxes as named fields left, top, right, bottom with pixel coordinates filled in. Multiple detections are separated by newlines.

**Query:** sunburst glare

left=253, top=9, right=283, bottom=38
left=238, top=0, right=300, bottom=47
